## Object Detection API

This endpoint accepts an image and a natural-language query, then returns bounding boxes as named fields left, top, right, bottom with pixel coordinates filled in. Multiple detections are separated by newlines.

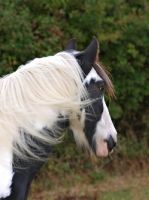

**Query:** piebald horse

left=0, top=37, right=117, bottom=200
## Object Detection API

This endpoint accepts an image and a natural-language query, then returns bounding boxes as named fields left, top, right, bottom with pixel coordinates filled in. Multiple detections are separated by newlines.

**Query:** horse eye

left=99, top=86, right=104, bottom=91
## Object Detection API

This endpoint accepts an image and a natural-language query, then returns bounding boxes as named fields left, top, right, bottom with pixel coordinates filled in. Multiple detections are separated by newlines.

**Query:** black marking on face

left=84, top=80, right=105, bottom=154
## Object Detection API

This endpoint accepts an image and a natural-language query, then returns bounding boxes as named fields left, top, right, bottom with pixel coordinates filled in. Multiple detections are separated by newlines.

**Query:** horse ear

left=65, top=38, right=76, bottom=50
left=76, top=36, right=99, bottom=76
left=82, top=36, right=98, bottom=63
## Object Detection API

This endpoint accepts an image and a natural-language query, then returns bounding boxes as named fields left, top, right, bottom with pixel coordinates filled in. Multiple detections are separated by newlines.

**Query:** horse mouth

left=96, top=141, right=109, bottom=157
left=96, top=135, right=116, bottom=157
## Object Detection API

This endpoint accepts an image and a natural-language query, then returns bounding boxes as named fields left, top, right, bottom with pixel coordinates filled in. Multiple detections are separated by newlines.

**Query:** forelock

left=93, top=62, right=115, bottom=99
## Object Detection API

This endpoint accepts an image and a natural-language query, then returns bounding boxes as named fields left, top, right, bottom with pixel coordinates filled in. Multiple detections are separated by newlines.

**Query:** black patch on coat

left=6, top=118, right=69, bottom=200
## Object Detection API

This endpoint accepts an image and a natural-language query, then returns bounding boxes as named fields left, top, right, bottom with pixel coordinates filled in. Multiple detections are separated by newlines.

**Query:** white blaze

left=84, top=67, right=117, bottom=157
left=94, top=98, right=117, bottom=157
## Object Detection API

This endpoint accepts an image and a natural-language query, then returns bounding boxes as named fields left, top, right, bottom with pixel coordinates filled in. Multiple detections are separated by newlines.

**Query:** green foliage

left=0, top=0, right=149, bottom=158
left=89, top=169, right=106, bottom=183
left=118, top=131, right=149, bottom=159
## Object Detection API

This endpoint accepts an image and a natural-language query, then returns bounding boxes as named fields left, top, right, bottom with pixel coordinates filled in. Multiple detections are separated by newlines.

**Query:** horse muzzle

left=95, top=134, right=117, bottom=157
left=104, top=134, right=117, bottom=154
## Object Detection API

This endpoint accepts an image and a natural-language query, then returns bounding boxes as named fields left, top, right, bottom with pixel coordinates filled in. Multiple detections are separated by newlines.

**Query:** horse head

left=65, top=37, right=117, bottom=157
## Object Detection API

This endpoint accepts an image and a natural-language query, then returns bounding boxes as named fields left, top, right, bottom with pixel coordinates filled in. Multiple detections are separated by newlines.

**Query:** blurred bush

left=0, top=0, right=149, bottom=151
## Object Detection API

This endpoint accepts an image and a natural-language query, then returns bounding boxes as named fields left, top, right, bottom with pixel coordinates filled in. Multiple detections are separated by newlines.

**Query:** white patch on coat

left=33, top=107, right=59, bottom=131
left=83, top=68, right=102, bottom=85
left=94, top=98, right=117, bottom=157
left=69, top=109, right=90, bottom=150
left=0, top=147, right=14, bottom=198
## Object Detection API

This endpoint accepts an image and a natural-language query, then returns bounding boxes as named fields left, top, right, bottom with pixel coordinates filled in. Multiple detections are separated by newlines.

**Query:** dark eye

left=99, top=86, right=104, bottom=91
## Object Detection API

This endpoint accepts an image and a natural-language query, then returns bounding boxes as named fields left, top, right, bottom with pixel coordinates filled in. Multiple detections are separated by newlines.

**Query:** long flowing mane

left=0, top=52, right=90, bottom=162
left=0, top=51, right=115, bottom=162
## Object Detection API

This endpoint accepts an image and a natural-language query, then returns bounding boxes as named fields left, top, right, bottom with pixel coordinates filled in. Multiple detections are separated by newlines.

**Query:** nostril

left=104, top=135, right=116, bottom=152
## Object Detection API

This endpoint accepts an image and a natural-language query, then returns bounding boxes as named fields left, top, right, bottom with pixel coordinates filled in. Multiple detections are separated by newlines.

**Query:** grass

left=29, top=167, right=149, bottom=200
left=100, top=189, right=132, bottom=200
left=98, top=175, right=149, bottom=200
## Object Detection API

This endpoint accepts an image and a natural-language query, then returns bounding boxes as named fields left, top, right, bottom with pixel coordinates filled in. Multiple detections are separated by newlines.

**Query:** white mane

left=0, top=52, right=91, bottom=161
left=0, top=52, right=93, bottom=197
